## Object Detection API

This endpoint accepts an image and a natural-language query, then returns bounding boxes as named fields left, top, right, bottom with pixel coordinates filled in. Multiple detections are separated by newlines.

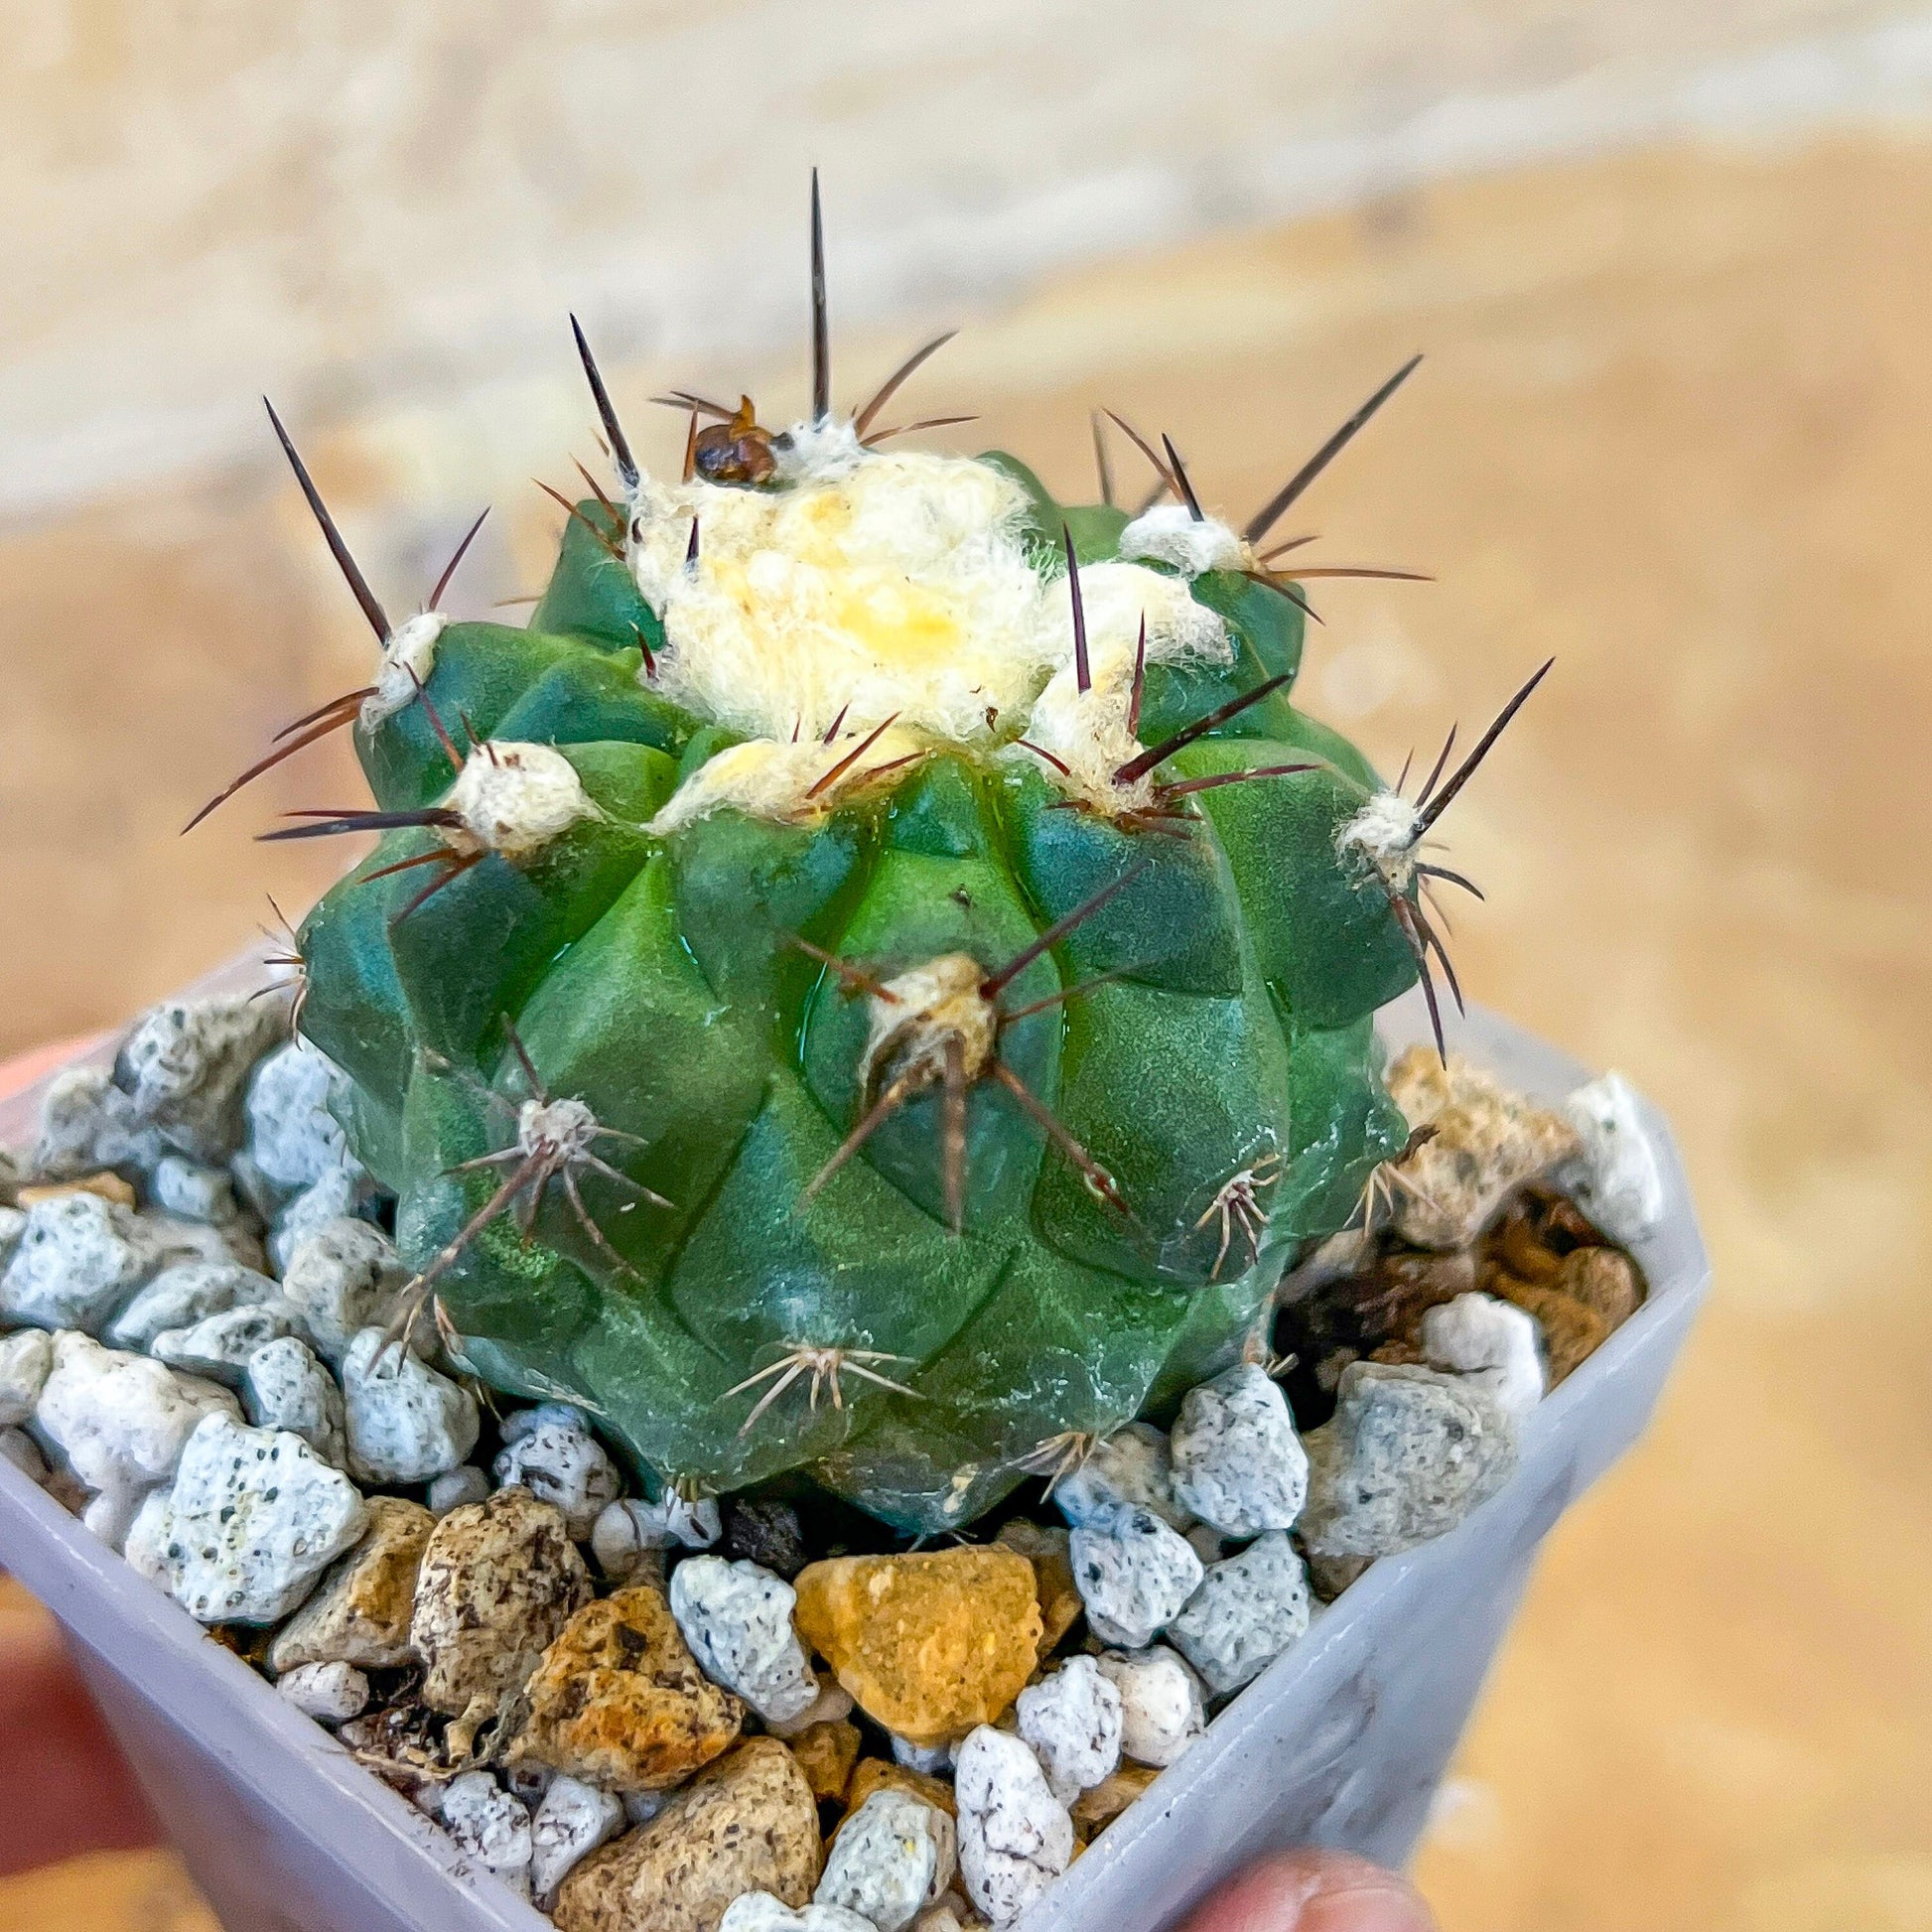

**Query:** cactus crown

left=207, top=180, right=1545, bottom=1533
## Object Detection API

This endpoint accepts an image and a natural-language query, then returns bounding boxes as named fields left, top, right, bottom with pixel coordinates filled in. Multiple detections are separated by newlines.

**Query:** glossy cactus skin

left=293, top=458, right=1419, bottom=1535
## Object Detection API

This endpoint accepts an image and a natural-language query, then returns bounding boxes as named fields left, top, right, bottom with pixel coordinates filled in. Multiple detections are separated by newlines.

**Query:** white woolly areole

left=626, top=451, right=1230, bottom=804
left=1335, top=789, right=1424, bottom=890
left=770, top=416, right=866, bottom=485
left=363, top=612, right=448, bottom=726
left=1117, top=504, right=1249, bottom=578
left=862, top=953, right=998, bottom=1094
left=518, top=1095, right=597, bottom=1157
left=446, top=743, right=595, bottom=860
left=647, top=728, right=924, bottom=836
left=1016, top=561, right=1230, bottom=808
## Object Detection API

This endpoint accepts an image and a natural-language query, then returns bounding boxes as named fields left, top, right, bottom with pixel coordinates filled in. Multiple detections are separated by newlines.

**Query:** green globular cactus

left=213, top=204, right=1545, bottom=1535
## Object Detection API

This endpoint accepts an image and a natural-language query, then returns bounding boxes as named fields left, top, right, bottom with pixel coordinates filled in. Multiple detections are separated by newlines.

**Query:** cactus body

left=293, top=428, right=1418, bottom=1533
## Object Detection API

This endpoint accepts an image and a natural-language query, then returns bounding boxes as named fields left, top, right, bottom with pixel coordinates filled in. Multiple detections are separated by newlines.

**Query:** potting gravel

left=0, top=990, right=1661, bottom=1928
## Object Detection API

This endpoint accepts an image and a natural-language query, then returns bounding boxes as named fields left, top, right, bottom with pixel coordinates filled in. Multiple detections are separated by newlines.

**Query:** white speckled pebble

left=153, top=1303, right=304, bottom=1386
left=242, top=1335, right=346, bottom=1465
left=1067, top=1503, right=1204, bottom=1649
left=499, top=1400, right=588, bottom=1443
left=722, top=1894, right=877, bottom=1932
left=1559, top=1070, right=1666, bottom=1245
left=276, top=1659, right=369, bottom=1725
left=1095, top=1646, right=1205, bottom=1767
left=112, top=996, right=284, bottom=1164
left=150, top=1155, right=241, bottom=1226
left=669, top=1554, right=819, bottom=1725
left=1167, top=1531, right=1311, bottom=1696
left=280, top=1222, right=407, bottom=1366
left=33, top=1332, right=238, bottom=1494
left=245, top=1041, right=360, bottom=1197
left=125, top=1411, right=367, bottom=1624
left=1421, top=1293, right=1546, bottom=1420
left=439, top=1770, right=533, bottom=1898
left=954, top=1725, right=1074, bottom=1925
left=1015, top=1655, right=1122, bottom=1804
left=341, top=1327, right=479, bottom=1485
left=493, top=1411, right=620, bottom=1539
left=2, top=1426, right=48, bottom=1482
left=0, top=1327, right=54, bottom=1425
left=428, top=1464, right=492, bottom=1516
left=1, top=1194, right=158, bottom=1333
left=1299, top=1361, right=1517, bottom=1559
left=1169, top=1362, right=1309, bottom=1539
left=105, top=1261, right=282, bottom=1353
left=528, top=1773, right=623, bottom=1907
left=819, top=1786, right=958, bottom=1932
left=1055, top=1422, right=1192, bottom=1532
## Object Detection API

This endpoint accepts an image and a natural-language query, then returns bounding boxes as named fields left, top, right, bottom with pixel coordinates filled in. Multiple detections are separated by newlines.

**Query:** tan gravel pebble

left=793, top=1547, right=1041, bottom=1748
left=510, top=1585, right=744, bottom=1793
left=269, top=1495, right=434, bottom=1673
left=411, top=1485, right=591, bottom=1754
left=552, top=1737, right=820, bottom=1932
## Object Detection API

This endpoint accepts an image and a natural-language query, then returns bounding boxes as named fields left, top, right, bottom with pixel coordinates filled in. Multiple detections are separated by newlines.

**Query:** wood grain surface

left=3, top=128, right=1928, bottom=1932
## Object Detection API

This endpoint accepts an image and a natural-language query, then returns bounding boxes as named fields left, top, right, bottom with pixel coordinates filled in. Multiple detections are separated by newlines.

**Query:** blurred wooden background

left=4, top=5, right=1931, bottom=1929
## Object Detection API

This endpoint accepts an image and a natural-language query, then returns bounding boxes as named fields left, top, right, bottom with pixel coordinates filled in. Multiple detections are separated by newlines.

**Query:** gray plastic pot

left=0, top=977, right=1707, bottom=1932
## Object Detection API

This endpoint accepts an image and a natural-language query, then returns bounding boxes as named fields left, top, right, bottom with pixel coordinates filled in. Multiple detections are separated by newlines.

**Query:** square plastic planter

left=0, top=973, right=1707, bottom=1932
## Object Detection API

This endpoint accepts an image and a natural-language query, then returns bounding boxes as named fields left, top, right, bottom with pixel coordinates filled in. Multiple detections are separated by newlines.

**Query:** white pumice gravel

left=669, top=1554, right=820, bottom=1725
left=2, top=1426, right=49, bottom=1481
left=892, top=1732, right=955, bottom=1775
left=621, top=1788, right=670, bottom=1828
left=1, top=1193, right=159, bottom=1333
left=340, top=1327, right=480, bottom=1485
left=954, top=1725, right=1075, bottom=1925
left=818, top=1785, right=959, bottom=1932
left=439, top=1769, right=534, bottom=1898
left=279, top=1221, right=409, bottom=1366
left=0, top=1326, right=54, bottom=1425
left=152, top=1303, right=305, bottom=1385
left=81, top=1478, right=157, bottom=1553
left=1559, top=1070, right=1667, bottom=1245
left=766, top=1675, right=855, bottom=1739
left=33, top=1065, right=165, bottom=1179
left=721, top=1895, right=877, bottom=1932
left=1167, top=1531, right=1311, bottom=1696
left=427, top=1464, right=492, bottom=1516
left=124, top=1411, right=367, bottom=1624
left=492, top=1409, right=621, bottom=1539
left=244, top=1040, right=360, bottom=1197
left=104, top=1260, right=282, bottom=1353
left=241, top=1335, right=346, bottom=1465
left=1067, top=1503, right=1205, bottom=1649
left=528, top=1773, right=624, bottom=1908
left=590, top=1492, right=721, bottom=1578
left=1169, top=1361, right=1309, bottom=1539
left=270, top=1169, right=374, bottom=1276
left=1420, top=1293, right=1546, bottom=1420
left=276, top=1659, right=370, bottom=1726
left=1015, top=1655, right=1124, bottom=1804
left=112, top=996, right=285, bottom=1164
left=1054, top=1421, right=1192, bottom=1532
left=1094, top=1646, right=1206, bottom=1767
left=149, top=1155, right=242, bottom=1226
left=33, top=1331, right=239, bottom=1497
left=1298, top=1361, right=1518, bottom=1559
